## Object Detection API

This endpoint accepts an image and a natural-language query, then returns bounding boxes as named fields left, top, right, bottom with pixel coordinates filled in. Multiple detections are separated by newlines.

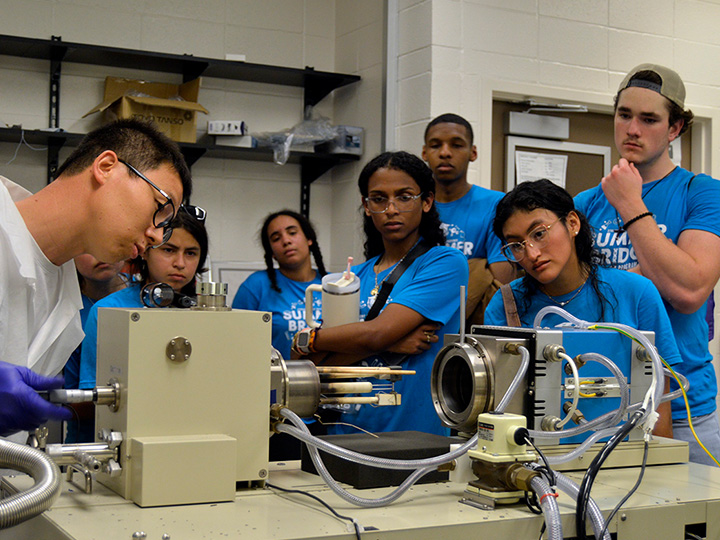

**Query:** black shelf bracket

left=46, top=134, right=68, bottom=184
left=49, top=36, right=66, bottom=129
left=181, top=57, right=210, bottom=83
left=180, top=146, right=208, bottom=168
left=300, top=155, right=338, bottom=217
left=47, top=36, right=68, bottom=183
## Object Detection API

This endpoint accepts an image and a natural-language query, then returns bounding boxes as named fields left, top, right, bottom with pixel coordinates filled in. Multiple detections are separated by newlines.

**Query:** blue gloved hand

left=0, top=361, right=73, bottom=437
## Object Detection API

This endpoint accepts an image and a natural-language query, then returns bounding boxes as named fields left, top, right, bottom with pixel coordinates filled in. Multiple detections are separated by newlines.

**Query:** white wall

left=394, top=0, right=720, bottom=185
left=0, top=0, right=384, bottom=272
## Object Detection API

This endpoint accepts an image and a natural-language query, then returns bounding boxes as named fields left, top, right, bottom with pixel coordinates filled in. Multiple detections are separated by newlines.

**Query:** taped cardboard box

left=84, top=77, right=209, bottom=143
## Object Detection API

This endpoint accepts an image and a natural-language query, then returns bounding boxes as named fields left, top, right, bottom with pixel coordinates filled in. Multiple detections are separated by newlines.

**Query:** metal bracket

left=66, top=464, right=93, bottom=494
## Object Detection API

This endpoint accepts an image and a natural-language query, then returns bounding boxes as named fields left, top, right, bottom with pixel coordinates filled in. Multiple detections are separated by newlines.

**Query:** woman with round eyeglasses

left=291, top=151, right=468, bottom=436
left=71, top=205, right=208, bottom=441
left=483, top=179, right=681, bottom=436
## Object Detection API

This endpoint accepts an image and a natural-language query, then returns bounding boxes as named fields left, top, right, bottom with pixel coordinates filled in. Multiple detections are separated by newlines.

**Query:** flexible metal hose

left=0, top=439, right=61, bottom=529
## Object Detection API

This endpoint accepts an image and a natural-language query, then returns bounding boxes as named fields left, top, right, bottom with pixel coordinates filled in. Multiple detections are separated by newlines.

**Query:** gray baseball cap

left=618, top=63, right=686, bottom=109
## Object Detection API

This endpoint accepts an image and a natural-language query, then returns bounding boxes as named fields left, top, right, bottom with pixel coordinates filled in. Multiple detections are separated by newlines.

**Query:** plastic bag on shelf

left=251, top=106, right=338, bottom=165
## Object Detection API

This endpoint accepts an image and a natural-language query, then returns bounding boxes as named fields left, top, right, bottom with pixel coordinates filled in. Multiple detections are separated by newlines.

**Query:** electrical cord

left=525, top=436, right=555, bottom=489
left=591, top=324, right=720, bottom=467
left=663, top=359, right=720, bottom=467
left=6, top=129, right=47, bottom=166
left=598, top=440, right=649, bottom=539
left=523, top=491, right=543, bottom=514
left=575, top=409, right=644, bottom=540
left=266, top=482, right=362, bottom=539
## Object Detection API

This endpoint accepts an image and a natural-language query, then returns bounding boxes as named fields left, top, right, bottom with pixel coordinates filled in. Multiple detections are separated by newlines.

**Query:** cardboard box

left=84, top=77, right=209, bottom=143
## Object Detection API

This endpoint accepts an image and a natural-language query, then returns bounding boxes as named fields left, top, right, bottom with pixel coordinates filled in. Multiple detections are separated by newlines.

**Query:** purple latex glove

left=0, top=361, right=72, bottom=437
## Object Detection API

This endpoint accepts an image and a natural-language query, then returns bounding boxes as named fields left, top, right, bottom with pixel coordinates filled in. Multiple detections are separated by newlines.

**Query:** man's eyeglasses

left=182, top=204, right=207, bottom=222
left=119, top=159, right=176, bottom=245
left=500, top=218, right=562, bottom=263
left=364, top=193, right=423, bottom=214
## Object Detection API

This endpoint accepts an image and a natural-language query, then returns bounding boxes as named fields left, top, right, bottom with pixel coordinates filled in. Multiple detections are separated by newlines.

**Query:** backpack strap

left=365, top=241, right=431, bottom=321
left=500, top=284, right=521, bottom=327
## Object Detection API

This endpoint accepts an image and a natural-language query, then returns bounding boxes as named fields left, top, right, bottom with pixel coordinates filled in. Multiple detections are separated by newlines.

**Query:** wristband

left=621, top=211, right=653, bottom=231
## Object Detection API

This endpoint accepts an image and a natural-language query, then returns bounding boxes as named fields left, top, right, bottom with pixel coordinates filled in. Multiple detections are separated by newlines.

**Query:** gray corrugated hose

left=0, top=439, right=61, bottom=529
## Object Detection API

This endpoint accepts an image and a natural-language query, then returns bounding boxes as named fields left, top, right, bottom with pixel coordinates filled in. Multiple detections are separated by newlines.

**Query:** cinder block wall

left=394, top=0, right=720, bottom=185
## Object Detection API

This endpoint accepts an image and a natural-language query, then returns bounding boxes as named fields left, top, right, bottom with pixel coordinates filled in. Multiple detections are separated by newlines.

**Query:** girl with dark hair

left=292, top=151, right=468, bottom=436
left=484, top=179, right=681, bottom=436
left=74, top=206, right=209, bottom=441
left=233, top=210, right=327, bottom=359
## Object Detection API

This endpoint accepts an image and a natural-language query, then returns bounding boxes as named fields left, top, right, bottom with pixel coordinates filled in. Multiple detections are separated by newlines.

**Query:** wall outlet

left=208, top=120, right=248, bottom=135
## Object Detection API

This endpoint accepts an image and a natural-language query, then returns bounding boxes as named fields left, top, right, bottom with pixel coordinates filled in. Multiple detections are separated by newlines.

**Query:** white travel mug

left=305, top=271, right=360, bottom=328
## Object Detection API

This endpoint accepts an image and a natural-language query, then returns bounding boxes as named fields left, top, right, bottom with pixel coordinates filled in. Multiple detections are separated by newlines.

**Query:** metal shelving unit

left=0, top=34, right=361, bottom=214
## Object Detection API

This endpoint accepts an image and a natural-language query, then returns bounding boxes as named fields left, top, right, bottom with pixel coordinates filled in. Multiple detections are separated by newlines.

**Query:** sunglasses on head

left=181, top=204, right=207, bottom=222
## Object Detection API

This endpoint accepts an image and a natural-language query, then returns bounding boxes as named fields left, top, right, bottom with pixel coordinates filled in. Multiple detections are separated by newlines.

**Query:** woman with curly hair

left=484, top=179, right=681, bottom=436
left=292, top=151, right=468, bottom=436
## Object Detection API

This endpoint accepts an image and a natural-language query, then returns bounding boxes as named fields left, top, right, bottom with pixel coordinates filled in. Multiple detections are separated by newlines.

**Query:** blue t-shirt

left=232, top=270, right=322, bottom=360
left=79, top=284, right=145, bottom=390
left=64, top=294, right=95, bottom=390
left=64, top=294, right=96, bottom=443
left=435, top=184, right=505, bottom=263
left=575, top=167, right=720, bottom=418
left=484, top=267, right=682, bottom=373
left=329, top=245, right=469, bottom=436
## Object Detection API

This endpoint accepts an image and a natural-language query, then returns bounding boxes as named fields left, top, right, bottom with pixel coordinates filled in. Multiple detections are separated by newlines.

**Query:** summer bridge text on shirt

left=592, top=217, right=668, bottom=270
left=441, top=223, right=474, bottom=256
left=282, top=298, right=322, bottom=333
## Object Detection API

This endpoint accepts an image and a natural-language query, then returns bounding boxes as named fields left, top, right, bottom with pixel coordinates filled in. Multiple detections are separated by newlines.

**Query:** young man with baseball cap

left=575, top=64, right=720, bottom=465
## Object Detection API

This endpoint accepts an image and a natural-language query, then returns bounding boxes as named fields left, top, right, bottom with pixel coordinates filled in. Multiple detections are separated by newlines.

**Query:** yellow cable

left=587, top=324, right=720, bottom=467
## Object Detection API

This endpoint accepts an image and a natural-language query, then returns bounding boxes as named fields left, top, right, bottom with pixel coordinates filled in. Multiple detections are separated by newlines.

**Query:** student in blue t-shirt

left=422, top=114, right=515, bottom=324
left=574, top=64, right=720, bottom=466
left=232, top=210, right=327, bottom=360
left=291, top=151, right=469, bottom=436
left=484, top=179, right=681, bottom=438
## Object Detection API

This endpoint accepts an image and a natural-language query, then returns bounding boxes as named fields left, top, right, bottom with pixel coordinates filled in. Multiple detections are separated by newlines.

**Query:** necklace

left=541, top=279, right=587, bottom=307
left=370, top=248, right=413, bottom=296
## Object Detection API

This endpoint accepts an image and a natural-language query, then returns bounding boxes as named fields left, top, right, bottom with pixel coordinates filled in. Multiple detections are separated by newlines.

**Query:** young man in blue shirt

left=575, top=64, right=720, bottom=465
left=422, top=114, right=515, bottom=323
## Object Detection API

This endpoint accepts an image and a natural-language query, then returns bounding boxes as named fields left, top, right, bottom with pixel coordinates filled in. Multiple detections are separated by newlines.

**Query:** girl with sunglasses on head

left=484, top=179, right=681, bottom=436
left=291, top=151, right=468, bottom=436
left=73, top=206, right=208, bottom=441
left=233, top=210, right=327, bottom=361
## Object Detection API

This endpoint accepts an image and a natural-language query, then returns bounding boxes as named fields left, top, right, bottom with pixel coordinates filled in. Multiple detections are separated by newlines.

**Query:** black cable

left=537, top=521, right=547, bottom=540
left=266, top=482, right=361, bottom=540
left=525, top=436, right=556, bottom=489
left=575, top=409, right=644, bottom=540
left=598, top=440, right=649, bottom=540
left=524, top=491, right=543, bottom=514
